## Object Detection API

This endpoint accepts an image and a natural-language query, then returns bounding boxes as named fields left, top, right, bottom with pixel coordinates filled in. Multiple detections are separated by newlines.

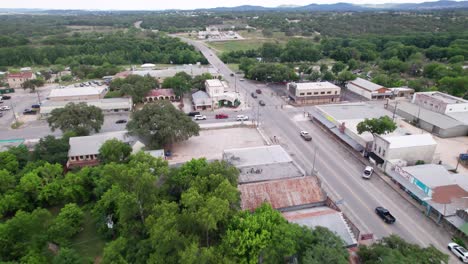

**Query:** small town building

left=40, top=98, right=133, bottom=117
left=191, top=90, right=212, bottom=110
left=371, top=134, right=437, bottom=170
left=47, top=86, right=108, bottom=101
left=144, top=89, right=178, bottom=103
left=205, top=79, right=240, bottom=108
left=223, top=145, right=304, bottom=184
left=7, top=72, right=35, bottom=88
left=412, top=92, right=468, bottom=114
left=346, top=78, right=392, bottom=100
left=67, top=131, right=143, bottom=169
left=287, top=82, right=341, bottom=105
left=389, top=87, right=415, bottom=98
left=119, top=65, right=221, bottom=83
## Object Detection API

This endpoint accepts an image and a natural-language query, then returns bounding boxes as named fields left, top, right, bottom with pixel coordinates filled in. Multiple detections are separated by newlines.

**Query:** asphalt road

left=180, top=37, right=455, bottom=258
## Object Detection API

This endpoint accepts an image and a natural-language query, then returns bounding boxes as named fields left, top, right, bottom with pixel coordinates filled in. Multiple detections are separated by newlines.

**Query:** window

left=80, top=156, right=84, bottom=160
left=374, top=144, right=377, bottom=151
left=320, top=91, right=325, bottom=95
left=307, top=92, right=312, bottom=95
left=382, top=150, right=386, bottom=157
left=314, top=92, right=319, bottom=95
left=335, top=91, right=338, bottom=94
left=378, top=146, right=381, bottom=154
left=327, top=91, right=332, bottom=94
left=299, top=93, right=305, bottom=96
left=71, top=156, right=75, bottom=161
left=85, top=155, right=89, bottom=159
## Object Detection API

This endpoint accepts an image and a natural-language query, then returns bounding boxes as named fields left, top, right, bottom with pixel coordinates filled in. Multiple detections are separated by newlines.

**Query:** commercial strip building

left=7, top=71, right=35, bottom=88
left=412, top=91, right=468, bottom=114
left=39, top=98, right=133, bottom=117
left=346, top=78, right=393, bottom=100
left=287, top=81, right=341, bottom=105
left=66, top=131, right=144, bottom=169
left=225, top=145, right=359, bottom=247
left=205, top=79, right=240, bottom=108
left=389, top=87, right=415, bottom=98
left=191, top=90, right=212, bottom=110
left=143, top=89, right=178, bottom=103
left=114, top=65, right=221, bottom=83
left=386, top=164, right=468, bottom=233
left=47, top=86, right=108, bottom=101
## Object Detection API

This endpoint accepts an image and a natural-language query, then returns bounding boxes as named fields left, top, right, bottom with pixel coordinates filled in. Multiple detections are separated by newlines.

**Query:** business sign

left=395, top=166, right=411, bottom=181
left=460, top=154, right=468, bottom=161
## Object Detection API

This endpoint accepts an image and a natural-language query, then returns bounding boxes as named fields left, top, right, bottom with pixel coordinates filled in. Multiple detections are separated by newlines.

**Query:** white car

left=236, top=115, right=249, bottom=121
left=0, top=105, right=10, bottom=111
left=448, top=242, right=468, bottom=262
left=362, top=166, right=374, bottom=179
left=193, top=115, right=206, bottom=120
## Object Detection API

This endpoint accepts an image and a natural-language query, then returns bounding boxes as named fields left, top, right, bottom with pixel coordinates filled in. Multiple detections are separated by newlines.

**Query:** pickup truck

left=375, top=206, right=396, bottom=224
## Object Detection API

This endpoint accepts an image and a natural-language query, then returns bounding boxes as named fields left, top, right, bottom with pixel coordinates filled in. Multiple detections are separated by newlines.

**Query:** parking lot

left=167, top=127, right=266, bottom=164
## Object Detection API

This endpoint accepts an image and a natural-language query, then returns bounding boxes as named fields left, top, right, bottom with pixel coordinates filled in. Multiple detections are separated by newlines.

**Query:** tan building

left=47, top=86, right=108, bottom=102
left=7, top=72, right=35, bottom=88
left=287, top=82, right=341, bottom=105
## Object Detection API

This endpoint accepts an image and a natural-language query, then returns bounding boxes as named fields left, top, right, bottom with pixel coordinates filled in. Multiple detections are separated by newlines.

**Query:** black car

left=23, top=109, right=37, bottom=115
left=259, top=100, right=266, bottom=106
left=375, top=206, right=396, bottom=224
left=1, top=95, right=11, bottom=100
left=187, top=111, right=201, bottom=117
left=31, top=104, right=41, bottom=109
left=251, top=92, right=257, bottom=99
left=230, top=73, right=234, bottom=76
left=115, top=119, right=127, bottom=124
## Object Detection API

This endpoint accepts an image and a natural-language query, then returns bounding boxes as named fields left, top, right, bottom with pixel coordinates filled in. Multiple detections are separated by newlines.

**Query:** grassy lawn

left=71, top=210, right=106, bottom=262
left=207, top=39, right=273, bottom=53
left=226, top=64, right=240, bottom=72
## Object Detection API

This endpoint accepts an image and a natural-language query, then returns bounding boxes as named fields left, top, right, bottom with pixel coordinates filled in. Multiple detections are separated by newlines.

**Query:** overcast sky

left=0, top=0, right=443, bottom=10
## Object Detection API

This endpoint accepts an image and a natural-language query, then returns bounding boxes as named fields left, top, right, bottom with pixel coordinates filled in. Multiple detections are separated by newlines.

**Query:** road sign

left=460, top=154, right=468, bottom=161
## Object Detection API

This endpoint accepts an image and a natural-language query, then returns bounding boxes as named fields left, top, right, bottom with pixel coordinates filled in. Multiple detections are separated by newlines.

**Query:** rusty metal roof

left=239, top=176, right=325, bottom=211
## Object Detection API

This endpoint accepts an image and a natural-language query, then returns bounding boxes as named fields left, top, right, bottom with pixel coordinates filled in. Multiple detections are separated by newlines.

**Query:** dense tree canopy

left=98, top=139, right=133, bottom=164
left=47, top=102, right=104, bottom=136
left=357, top=116, right=398, bottom=136
left=109, top=75, right=158, bottom=103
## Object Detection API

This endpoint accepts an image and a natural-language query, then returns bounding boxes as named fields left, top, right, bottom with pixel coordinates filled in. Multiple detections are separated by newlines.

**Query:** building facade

left=7, top=72, right=35, bottom=88
left=204, top=79, right=239, bottom=108
left=40, top=98, right=133, bottom=117
left=144, top=89, right=178, bottom=103
left=346, top=78, right=393, bottom=100
left=287, top=82, right=341, bottom=105
left=412, top=92, right=468, bottom=114
left=48, top=86, right=108, bottom=101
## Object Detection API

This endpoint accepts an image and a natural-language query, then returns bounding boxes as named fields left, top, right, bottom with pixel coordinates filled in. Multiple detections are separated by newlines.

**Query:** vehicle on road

left=187, top=111, right=201, bottom=117
left=230, top=73, right=234, bottom=76
left=300, top=131, right=312, bottom=141
left=236, top=115, right=249, bottom=121
left=240, top=79, right=245, bottom=81
left=31, top=104, right=41, bottom=109
left=23, top=109, right=37, bottom=115
left=1, top=96, right=11, bottom=100
left=256, top=89, right=262, bottom=94
left=375, top=207, right=396, bottom=224
left=259, top=100, right=266, bottom=106
left=115, top=119, right=127, bottom=124
left=0, top=112, right=3, bottom=117
left=0, top=101, right=3, bottom=104
left=215, top=114, right=229, bottom=119
left=194, top=115, right=207, bottom=120
left=251, top=92, right=258, bottom=99
left=448, top=242, right=468, bottom=262
left=362, top=166, right=374, bottom=179
left=0, top=106, right=11, bottom=111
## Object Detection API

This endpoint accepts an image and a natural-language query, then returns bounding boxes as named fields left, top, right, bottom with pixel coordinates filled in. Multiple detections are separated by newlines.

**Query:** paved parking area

left=167, top=127, right=265, bottom=164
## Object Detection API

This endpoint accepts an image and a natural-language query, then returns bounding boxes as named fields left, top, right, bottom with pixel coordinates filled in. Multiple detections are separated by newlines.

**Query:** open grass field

left=71, top=210, right=106, bottom=262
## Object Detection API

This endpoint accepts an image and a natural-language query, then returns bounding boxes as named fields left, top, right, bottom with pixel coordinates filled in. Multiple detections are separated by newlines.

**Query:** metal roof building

left=223, top=145, right=304, bottom=184
left=40, top=98, right=132, bottom=116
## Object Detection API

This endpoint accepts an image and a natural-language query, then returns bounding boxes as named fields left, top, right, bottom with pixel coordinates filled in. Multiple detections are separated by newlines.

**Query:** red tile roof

left=239, top=177, right=325, bottom=211
left=432, top=184, right=468, bottom=204
left=146, top=89, right=175, bottom=97
left=7, top=72, right=33, bottom=79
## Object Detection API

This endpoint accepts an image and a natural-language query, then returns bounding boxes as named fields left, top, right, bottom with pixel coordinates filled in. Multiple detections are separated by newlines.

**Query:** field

left=70, top=210, right=106, bottom=262
left=207, top=39, right=271, bottom=53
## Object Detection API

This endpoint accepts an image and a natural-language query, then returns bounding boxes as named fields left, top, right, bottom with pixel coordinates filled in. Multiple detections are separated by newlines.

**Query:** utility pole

left=10, top=101, right=17, bottom=123
left=36, top=91, right=41, bottom=105
left=392, top=101, right=398, bottom=121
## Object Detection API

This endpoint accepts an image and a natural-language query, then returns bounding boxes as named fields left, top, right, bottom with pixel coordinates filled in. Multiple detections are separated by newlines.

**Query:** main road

left=179, top=36, right=454, bottom=258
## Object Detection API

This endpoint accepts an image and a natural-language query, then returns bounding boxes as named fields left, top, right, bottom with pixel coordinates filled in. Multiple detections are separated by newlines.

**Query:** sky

left=0, top=0, right=444, bottom=11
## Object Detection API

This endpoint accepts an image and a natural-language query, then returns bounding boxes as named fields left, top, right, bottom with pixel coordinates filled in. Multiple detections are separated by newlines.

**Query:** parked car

left=1, top=95, right=11, bottom=100
left=236, top=115, right=249, bottom=121
left=23, top=109, right=37, bottom=115
left=230, top=73, right=234, bottom=76
left=194, top=115, right=207, bottom=120
left=251, top=92, right=258, bottom=99
left=448, top=242, right=468, bottom=262
left=215, top=114, right=229, bottom=119
left=240, top=79, right=245, bottom=81
left=0, top=100, right=3, bottom=104
left=259, top=100, right=266, bottom=106
left=375, top=207, right=396, bottom=224
left=256, top=89, right=262, bottom=94
left=300, top=131, right=312, bottom=141
left=362, top=166, right=374, bottom=179
left=31, top=104, right=41, bottom=109
left=115, top=119, right=127, bottom=124
left=0, top=112, right=3, bottom=117
left=0, top=106, right=11, bottom=111
left=187, top=111, right=201, bottom=117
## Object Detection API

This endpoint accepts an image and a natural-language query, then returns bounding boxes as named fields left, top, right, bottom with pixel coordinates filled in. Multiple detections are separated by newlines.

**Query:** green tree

left=337, top=71, right=356, bottom=85
left=52, top=248, right=83, bottom=264
left=110, top=75, right=158, bottom=103
left=48, top=203, right=84, bottom=244
left=191, top=73, right=213, bottom=90
left=47, top=102, right=104, bottom=136
left=322, top=71, right=336, bottom=82
left=162, top=72, right=192, bottom=96
left=300, top=227, right=348, bottom=264
left=21, top=79, right=45, bottom=92
left=261, top=42, right=283, bottom=62
left=7, top=145, right=30, bottom=170
left=32, top=135, right=70, bottom=165
left=99, top=139, right=132, bottom=164
left=358, top=235, right=448, bottom=264
left=332, top=62, right=347, bottom=74
left=101, top=237, right=130, bottom=264
left=357, top=116, right=397, bottom=136
left=127, top=101, right=199, bottom=148
left=0, top=151, right=19, bottom=173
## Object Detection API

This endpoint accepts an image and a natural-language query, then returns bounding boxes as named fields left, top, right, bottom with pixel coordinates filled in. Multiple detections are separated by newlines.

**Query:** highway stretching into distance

left=179, top=36, right=455, bottom=260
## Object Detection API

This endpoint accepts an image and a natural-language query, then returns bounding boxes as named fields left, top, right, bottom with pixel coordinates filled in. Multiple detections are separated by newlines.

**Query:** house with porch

left=144, top=89, right=178, bottom=103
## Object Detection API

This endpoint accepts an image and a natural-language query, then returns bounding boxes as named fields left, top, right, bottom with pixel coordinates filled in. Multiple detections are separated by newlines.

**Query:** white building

left=371, top=134, right=437, bottom=171
left=40, top=98, right=132, bottom=117
left=287, top=82, right=341, bottom=105
left=48, top=86, right=108, bottom=101
left=346, top=78, right=393, bottom=100
left=205, top=79, right=240, bottom=108
left=412, top=91, right=468, bottom=114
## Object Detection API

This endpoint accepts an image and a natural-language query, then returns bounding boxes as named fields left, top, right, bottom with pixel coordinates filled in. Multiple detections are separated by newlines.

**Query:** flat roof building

left=287, top=81, right=341, bottom=105
left=40, top=98, right=132, bottom=116
left=412, top=92, right=468, bottom=114
left=346, top=78, right=392, bottom=100
left=48, top=86, right=108, bottom=102
left=223, top=145, right=304, bottom=184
